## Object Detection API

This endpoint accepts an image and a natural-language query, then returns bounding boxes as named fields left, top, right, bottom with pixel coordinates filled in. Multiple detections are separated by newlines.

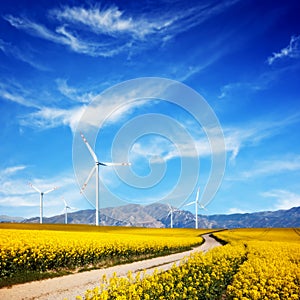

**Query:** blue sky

left=1, top=0, right=300, bottom=220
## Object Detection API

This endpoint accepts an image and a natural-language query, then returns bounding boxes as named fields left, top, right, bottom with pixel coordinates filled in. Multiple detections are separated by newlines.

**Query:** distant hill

left=0, top=215, right=24, bottom=223
left=22, top=204, right=300, bottom=228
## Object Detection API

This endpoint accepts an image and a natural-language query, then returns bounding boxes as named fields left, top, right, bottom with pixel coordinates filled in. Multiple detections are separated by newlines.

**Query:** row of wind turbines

left=166, top=187, right=207, bottom=229
left=29, top=182, right=73, bottom=224
left=29, top=133, right=207, bottom=228
left=28, top=133, right=130, bottom=225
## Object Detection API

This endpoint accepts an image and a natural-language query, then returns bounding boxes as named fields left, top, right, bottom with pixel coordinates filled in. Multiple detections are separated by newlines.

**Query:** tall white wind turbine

left=29, top=183, right=58, bottom=224
left=184, top=187, right=206, bottom=229
left=80, top=133, right=131, bottom=226
left=167, top=204, right=179, bottom=228
left=63, top=198, right=71, bottom=224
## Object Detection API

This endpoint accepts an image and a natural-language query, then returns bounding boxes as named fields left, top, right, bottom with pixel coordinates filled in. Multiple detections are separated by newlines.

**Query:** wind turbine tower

left=185, top=187, right=206, bottom=229
left=80, top=133, right=131, bottom=226
left=29, top=183, right=58, bottom=224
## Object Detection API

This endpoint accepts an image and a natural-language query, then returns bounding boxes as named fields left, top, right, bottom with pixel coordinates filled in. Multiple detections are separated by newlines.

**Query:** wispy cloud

left=20, top=105, right=86, bottom=132
left=0, top=39, right=47, bottom=70
left=0, top=79, right=88, bottom=131
left=218, top=66, right=289, bottom=99
left=223, top=114, right=300, bottom=162
left=3, top=15, right=128, bottom=58
left=241, top=155, right=300, bottom=179
left=261, top=189, right=300, bottom=210
left=0, top=166, right=31, bottom=197
left=0, top=81, right=40, bottom=108
left=127, top=114, right=297, bottom=163
left=56, top=79, right=95, bottom=103
left=226, top=207, right=250, bottom=214
left=51, top=2, right=240, bottom=41
left=51, top=5, right=155, bottom=40
left=0, top=165, right=27, bottom=177
left=4, top=1, right=240, bottom=58
left=267, top=35, right=300, bottom=65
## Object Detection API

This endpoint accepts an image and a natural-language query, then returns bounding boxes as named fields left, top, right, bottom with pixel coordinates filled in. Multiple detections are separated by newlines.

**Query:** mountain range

left=2, top=204, right=299, bottom=228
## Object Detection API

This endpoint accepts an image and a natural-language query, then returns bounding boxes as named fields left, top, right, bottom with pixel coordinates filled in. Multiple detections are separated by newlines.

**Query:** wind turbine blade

left=80, top=166, right=96, bottom=193
left=44, top=187, right=58, bottom=194
left=184, top=201, right=196, bottom=207
left=199, top=203, right=208, bottom=211
left=103, top=162, right=131, bottom=166
left=63, top=198, right=71, bottom=209
left=29, top=183, right=41, bottom=193
left=80, top=133, right=98, bottom=163
left=196, top=187, right=200, bottom=202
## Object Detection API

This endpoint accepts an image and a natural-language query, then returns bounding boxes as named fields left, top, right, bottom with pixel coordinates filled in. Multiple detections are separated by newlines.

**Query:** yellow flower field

left=216, top=228, right=300, bottom=299
left=84, top=244, right=247, bottom=300
left=0, top=223, right=209, bottom=284
left=83, top=228, right=300, bottom=300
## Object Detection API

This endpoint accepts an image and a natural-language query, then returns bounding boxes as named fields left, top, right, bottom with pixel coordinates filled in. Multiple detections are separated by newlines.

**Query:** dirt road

left=0, top=234, right=221, bottom=300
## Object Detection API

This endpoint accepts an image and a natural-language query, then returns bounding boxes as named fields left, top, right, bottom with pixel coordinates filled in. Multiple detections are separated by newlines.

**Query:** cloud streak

left=241, top=155, right=300, bottom=179
left=4, top=15, right=128, bottom=58
left=0, top=165, right=27, bottom=177
left=0, top=39, right=48, bottom=70
left=223, top=114, right=300, bottom=162
left=4, top=1, right=240, bottom=58
left=56, top=79, right=95, bottom=103
left=0, top=81, right=41, bottom=108
left=261, top=189, right=300, bottom=210
left=267, top=35, right=300, bottom=65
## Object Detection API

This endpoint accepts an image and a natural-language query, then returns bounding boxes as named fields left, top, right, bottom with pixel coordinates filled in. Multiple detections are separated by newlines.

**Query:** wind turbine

left=29, top=183, right=58, bottom=224
left=80, top=133, right=131, bottom=226
left=63, top=198, right=71, bottom=224
left=184, top=187, right=206, bottom=229
left=167, top=204, right=179, bottom=228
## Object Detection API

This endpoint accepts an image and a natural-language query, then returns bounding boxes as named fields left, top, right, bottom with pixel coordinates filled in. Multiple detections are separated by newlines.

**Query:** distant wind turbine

left=80, top=133, right=131, bottom=226
left=63, top=198, right=71, bottom=224
left=29, top=183, right=58, bottom=224
left=167, top=203, right=179, bottom=228
left=184, top=187, right=206, bottom=229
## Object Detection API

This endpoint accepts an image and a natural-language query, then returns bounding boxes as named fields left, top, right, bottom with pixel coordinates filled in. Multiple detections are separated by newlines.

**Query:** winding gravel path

left=0, top=233, right=221, bottom=300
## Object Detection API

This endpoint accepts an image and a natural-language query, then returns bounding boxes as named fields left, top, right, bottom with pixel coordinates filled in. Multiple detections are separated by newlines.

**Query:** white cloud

left=4, top=1, right=240, bottom=58
left=0, top=165, right=28, bottom=196
left=226, top=207, right=250, bottom=214
left=56, top=79, right=95, bottom=103
left=223, top=114, right=300, bottom=162
left=4, top=15, right=67, bottom=44
left=1, top=165, right=27, bottom=176
left=0, top=39, right=48, bottom=71
left=262, top=189, right=300, bottom=210
left=218, top=67, right=288, bottom=99
left=20, top=105, right=86, bottom=132
left=0, top=82, right=40, bottom=108
left=4, top=15, right=129, bottom=58
left=51, top=5, right=154, bottom=40
left=241, top=155, right=300, bottom=178
left=267, top=35, right=300, bottom=65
